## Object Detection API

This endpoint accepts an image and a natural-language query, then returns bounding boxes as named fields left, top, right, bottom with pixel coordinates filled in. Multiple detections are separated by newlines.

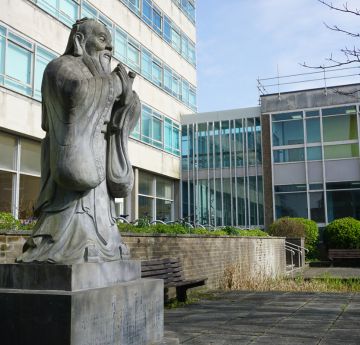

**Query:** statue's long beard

left=82, top=52, right=111, bottom=77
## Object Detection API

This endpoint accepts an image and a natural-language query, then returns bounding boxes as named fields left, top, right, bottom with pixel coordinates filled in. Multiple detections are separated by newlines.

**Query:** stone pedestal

left=0, top=261, right=164, bottom=345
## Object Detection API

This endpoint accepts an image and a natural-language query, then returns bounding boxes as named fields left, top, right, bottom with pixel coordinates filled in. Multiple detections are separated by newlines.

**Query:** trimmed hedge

left=324, top=217, right=360, bottom=249
left=117, top=223, right=268, bottom=237
left=268, top=217, right=319, bottom=256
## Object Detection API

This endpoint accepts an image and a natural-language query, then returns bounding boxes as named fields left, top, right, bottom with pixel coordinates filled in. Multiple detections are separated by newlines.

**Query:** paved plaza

left=164, top=291, right=360, bottom=344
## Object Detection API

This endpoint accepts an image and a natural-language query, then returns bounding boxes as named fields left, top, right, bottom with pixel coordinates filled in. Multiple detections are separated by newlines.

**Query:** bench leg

left=176, top=287, right=188, bottom=302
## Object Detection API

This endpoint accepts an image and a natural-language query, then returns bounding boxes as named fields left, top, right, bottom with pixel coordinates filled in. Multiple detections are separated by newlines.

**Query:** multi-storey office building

left=182, top=84, right=360, bottom=228
left=261, top=83, right=360, bottom=228
left=0, top=0, right=197, bottom=221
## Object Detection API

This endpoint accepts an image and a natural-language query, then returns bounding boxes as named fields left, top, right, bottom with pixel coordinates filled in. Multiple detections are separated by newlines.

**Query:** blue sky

left=196, top=0, right=360, bottom=112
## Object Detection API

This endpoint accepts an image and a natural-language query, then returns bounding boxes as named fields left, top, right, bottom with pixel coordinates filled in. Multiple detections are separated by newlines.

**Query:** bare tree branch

left=318, top=0, right=360, bottom=16
left=324, top=22, right=360, bottom=37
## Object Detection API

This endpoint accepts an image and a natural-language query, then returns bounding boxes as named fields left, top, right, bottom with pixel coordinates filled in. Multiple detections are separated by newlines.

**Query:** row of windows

left=120, top=0, right=196, bottom=65
left=0, top=20, right=196, bottom=111
left=272, top=105, right=360, bottom=163
left=182, top=118, right=262, bottom=170
left=81, top=1, right=196, bottom=110
left=275, top=182, right=360, bottom=223
left=0, top=24, right=56, bottom=100
left=30, top=0, right=196, bottom=66
left=273, top=143, right=359, bottom=163
left=131, top=104, right=181, bottom=156
left=171, top=0, right=196, bottom=24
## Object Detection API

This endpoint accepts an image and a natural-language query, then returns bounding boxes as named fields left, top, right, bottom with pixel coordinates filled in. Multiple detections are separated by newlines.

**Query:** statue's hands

left=112, top=63, right=136, bottom=104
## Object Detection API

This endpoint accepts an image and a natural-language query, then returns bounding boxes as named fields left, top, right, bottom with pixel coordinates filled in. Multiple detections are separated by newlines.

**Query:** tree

left=301, top=1, right=360, bottom=94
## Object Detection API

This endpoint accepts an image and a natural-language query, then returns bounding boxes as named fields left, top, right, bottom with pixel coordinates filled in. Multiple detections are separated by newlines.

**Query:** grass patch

left=220, top=263, right=360, bottom=293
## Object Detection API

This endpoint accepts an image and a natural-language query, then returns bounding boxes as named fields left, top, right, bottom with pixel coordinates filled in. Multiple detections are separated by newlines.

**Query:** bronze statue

left=17, top=18, right=140, bottom=264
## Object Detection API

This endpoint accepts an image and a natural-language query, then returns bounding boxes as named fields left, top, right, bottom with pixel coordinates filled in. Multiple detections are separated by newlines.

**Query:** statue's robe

left=17, top=55, right=140, bottom=264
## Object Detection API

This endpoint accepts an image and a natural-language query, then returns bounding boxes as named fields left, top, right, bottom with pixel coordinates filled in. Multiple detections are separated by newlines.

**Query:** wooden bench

left=328, top=249, right=360, bottom=265
left=141, top=258, right=207, bottom=302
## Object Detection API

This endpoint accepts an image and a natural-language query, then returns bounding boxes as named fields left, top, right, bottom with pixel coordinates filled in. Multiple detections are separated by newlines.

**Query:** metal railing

left=257, top=65, right=360, bottom=99
left=285, top=241, right=309, bottom=273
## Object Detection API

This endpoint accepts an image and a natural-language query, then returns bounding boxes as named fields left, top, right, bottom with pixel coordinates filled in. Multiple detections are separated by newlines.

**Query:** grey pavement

left=164, top=291, right=360, bottom=345
left=300, top=267, right=360, bottom=279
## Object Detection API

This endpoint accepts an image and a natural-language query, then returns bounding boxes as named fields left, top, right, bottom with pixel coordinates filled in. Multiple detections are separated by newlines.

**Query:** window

left=327, top=190, right=360, bottom=222
left=127, top=40, right=140, bottom=71
left=273, top=148, right=305, bottom=163
left=152, top=6, right=162, bottom=35
left=138, top=171, right=174, bottom=221
left=164, top=16, right=172, bottom=43
left=0, top=25, right=58, bottom=99
left=307, top=146, right=322, bottom=161
left=310, top=192, right=325, bottom=223
left=164, top=67, right=172, bottom=93
left=0, top=131, right=41, bottom=219
left=152, top=59, right=162, bottom=87
left=272, top=120, right=304, bottom=146
left=171, top=28, right=181, bottom=52
left=323, top=115, right=358, bottom=142
left=275, top=193, right=307, bottom=218
left=129, top=0, right=140, bottom=14
left=141, top=105, right=152, bottom=143
left=141, top=49, right=152, bottom=80
left=188, top=41, right=196, bottom=65
left=272, top=111, right=303, bottom=121
left=172, top=73, right=180, bottom=99
left=142, top=0, right=152, bottom=25
left=189, top=87, right=196, bottom=110
left=114, top=28, right=127, bottom=62
left=181, top=35, right=188, bottom=60
left=324, top=144, right=359, bottom=159
left=181, top=80, right=189, bottom=105
left=36, top=0, right=79, bottom=27
left=5, top=38, right=32, bottom=96
left=306, top=118, right=321, bottom=143
left=34, top=47, right=56, bottom=100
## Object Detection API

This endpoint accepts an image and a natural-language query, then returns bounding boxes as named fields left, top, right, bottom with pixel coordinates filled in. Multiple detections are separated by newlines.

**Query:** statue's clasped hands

left=113, top=63, right=136, bottom=104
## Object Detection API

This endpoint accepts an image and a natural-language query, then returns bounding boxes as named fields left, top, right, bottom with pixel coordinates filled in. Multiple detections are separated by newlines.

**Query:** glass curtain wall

left=181, top=117, right=264, bottom=227
left=272, top=105, right=360, bottom=224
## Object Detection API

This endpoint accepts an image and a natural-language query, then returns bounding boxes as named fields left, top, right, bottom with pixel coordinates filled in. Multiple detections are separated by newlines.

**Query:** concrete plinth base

left=0, top=261, right=164, bottom=345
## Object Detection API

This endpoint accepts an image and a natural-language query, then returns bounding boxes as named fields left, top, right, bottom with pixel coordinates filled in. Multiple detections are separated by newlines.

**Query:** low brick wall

left=0, top=232, right=286, bottom=289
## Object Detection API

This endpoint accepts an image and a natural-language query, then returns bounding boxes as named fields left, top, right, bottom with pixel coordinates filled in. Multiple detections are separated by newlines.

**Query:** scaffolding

left=257, top=65, right=360, bottom=101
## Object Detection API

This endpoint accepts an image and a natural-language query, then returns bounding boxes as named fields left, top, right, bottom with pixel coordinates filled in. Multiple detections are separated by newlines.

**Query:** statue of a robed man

left=17, top=18, right=140, bottom=264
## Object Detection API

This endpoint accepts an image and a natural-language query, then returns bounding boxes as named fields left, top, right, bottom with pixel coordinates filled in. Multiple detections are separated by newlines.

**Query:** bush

left=117, top=222, right=268, bottom=237
left=0, top=212, right=20, bottom=230
left=269, top=217, right=319, bottom=257
left=268, top=217, right=306, bottom=238
left=324, top=217, right=360, bottom=249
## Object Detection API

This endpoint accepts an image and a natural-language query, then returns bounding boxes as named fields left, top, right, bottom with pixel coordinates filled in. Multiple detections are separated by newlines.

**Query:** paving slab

left=165, top=291, right=360, bottom=345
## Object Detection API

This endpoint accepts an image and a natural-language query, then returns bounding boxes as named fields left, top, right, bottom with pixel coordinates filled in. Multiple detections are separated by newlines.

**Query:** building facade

left=181, top=107, right=264, bottom=228
left=182, top=84, right=360, bottom=229
left=0, top=0, right=197, bottom=221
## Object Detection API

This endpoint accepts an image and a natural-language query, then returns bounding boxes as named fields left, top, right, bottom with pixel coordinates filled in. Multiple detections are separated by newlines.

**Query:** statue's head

left=64, top=18, right=113, bottom=75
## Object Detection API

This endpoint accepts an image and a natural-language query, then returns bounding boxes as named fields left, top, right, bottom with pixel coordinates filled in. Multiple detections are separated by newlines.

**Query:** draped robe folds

left=17, top=55, right=140, bottom=264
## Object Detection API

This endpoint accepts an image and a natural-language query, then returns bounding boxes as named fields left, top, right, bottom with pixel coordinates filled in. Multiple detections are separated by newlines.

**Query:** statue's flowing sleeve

left=106, top=90, right=141, bottom=198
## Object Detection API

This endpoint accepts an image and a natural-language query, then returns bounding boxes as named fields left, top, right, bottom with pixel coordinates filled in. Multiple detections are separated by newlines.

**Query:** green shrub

left=269, top=217, right=319, bottom=257
left=117, top=222, right=268, bottom=237
left=0, top=212, right=20, bottom=230
left=268, top=217, right=306, bottom=238
left=324, top=217, right=360, bottom=249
